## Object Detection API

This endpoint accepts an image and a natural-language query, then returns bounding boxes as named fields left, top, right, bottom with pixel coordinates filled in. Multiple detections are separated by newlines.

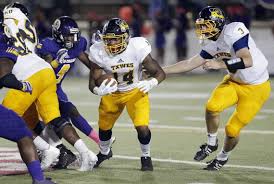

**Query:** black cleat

left=53, top=144, right=77, bottom=169
left=94, top=149, right=113, bottom=168
left=194, top=140, right=218, bottom=161
left=141, top=156, right=153, bottom=171
left=203, top=157, right=228, bottom=171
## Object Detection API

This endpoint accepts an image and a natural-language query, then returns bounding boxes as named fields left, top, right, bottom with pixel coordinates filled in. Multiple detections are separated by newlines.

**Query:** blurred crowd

left=12, top=0, right=274, bottom=66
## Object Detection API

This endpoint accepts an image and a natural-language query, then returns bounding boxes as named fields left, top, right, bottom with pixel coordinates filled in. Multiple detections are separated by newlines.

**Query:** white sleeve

left=88, top=45, right=104, bottom=68
left=133, top=37, right=152, bottom=63
left=224, top=22, right=249, bottom=47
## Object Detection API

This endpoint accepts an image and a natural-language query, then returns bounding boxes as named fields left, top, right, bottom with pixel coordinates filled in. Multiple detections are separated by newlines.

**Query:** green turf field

left=1, top=73, right=274, bottom=184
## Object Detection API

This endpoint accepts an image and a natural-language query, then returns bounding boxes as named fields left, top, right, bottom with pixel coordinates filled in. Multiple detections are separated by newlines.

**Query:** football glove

left=93, top=78, right=118, bottom=96
left=21, top=81, right=32, bottom=94
left=56, top=49, right=74, bottom=64
left=137, top=78, right=158, bottom=93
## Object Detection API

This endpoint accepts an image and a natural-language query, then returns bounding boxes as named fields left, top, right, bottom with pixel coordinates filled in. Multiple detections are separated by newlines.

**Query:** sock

left=27, top=160, right=44, bottom=181
left=88, top=129, right=100, bottom=145
left=40, top=126, right=62, bottom=147
left=140, top=143, right=150, bottom=157
left=217, top=148, right=230, bottom=161
left=99, top=139, right=111, bottom=155
left=207, top=132, right=218, bottom=146
left=70, top=115, right=92, bottom=136
left=74, top=139, right=89, bottom=154
left=33, top=136, right=50, bottom=151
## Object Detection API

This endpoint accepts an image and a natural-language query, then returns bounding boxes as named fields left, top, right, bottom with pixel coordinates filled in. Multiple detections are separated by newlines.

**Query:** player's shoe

left=53, top=144, right=77, bottom=169
left=194, top=139, right=218, bottom=161
left=141, top=156, right=153, bottom=171
left=78, top=150, right=98, bottom=171
left=41, top=146, right=60, bottom=169
left=32, top=178, right=57, bottom=184
left=203, top=157, right=228, bottom=171
left=94, top=136, right=116, bottom=168
left=94, top=149, right=113, bottom=168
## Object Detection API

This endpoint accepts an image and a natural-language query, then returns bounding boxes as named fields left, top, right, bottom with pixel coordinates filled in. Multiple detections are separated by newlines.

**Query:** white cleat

left=78, top=150, right=98, bottom=171
left=41, top=146, right=60, bottom=170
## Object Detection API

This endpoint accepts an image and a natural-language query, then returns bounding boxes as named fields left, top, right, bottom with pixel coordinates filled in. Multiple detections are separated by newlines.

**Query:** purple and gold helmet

left=52, top=16, right=80, bottom=49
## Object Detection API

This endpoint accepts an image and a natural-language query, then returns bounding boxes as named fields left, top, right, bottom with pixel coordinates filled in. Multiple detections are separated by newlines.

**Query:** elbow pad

left=223, top=58, right=245, bottom=73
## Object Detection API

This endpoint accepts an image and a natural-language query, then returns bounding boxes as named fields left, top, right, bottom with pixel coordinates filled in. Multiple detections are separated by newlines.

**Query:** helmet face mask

left=102, top=18, right=130, bottom=55
left=52, top=16, right=80, bottom=49
left=195, top=6, right=225, bottom=41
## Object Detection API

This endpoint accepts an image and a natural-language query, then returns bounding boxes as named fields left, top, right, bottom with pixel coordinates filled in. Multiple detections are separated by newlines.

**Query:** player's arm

left=77, top=52, right=91, bottom=69
left=0, top=58, right=31, bottom=93
left=88, top=62, right=103, bottom=94
left=142, top=54, right=166, bottom=84
left=163, top=54, right=207, bottom=74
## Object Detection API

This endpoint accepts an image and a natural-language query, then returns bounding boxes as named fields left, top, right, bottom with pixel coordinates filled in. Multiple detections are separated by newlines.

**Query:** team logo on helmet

left=209, top=8, right=224, bottom=20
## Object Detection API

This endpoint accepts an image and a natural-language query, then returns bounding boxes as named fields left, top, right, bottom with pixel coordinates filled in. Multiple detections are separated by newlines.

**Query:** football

left=95, top=73, right=117, bottom=87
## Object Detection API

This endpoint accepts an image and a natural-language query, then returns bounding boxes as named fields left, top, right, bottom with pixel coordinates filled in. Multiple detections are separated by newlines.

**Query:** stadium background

left=0, top=1, right=274, bottom=184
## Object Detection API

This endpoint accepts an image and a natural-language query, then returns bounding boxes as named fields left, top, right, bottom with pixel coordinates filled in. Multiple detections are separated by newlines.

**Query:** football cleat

left=141, top=156, right=153, bottom=171
left=32, top=178, right=57, bottom=184
left=53, top=144, right=77, bottom=169
left=41, top=146, right=60, bottom=170
left=94, top=149, right=113, bottom=168
left=78, top=150, right=98, bottom=171
left=194, top=139, right=218, bottom=161
left=203, top=157, right=228, bottom=171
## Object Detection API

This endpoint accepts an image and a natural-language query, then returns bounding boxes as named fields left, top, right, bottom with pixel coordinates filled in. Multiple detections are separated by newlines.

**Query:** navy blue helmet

left=52, top=16, right=80, bottom=49
left=101, top=18, right=130, bottom=55
left=195, top=6, right=226, bottom=40
left=4, top=2, right=29, bottom=16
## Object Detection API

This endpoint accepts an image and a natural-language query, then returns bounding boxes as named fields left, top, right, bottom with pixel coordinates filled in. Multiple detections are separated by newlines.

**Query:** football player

left=0, top=9, right=56, bottom=184
left=164, top=6, right=270, bottom=170
left=89, top=18, right=166, bottom=171
left=35, top=16, right=100, bottom=169
left=2, top=2, right=97, bottom=171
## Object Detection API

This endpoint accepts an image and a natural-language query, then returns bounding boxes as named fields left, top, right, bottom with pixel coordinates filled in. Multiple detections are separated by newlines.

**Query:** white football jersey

left=12, top=53, right=52, bottom=80
left=89, top=37, right=151, bottom=91
left=3, top=7, right=51, bottom=80
left=201, top=22, right=269, bottom=85
left=3, top=7, right=38, bottom=53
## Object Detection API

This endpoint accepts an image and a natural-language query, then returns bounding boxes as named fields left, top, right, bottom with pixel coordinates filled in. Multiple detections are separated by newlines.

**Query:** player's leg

left=126, top=89, right=152, bottom=171
left=194, top=76, right=238, bottom=161
left=59, top=99, right=99, bottom=145
left=36, top=68, right=97, bottom=171
left=206, top=81, right=271, bottom=170
left=0, top=106, right=55, bottom=184
left=23, top=103, right=60, bottom=170
left=95, top=95, right=123, bottom=167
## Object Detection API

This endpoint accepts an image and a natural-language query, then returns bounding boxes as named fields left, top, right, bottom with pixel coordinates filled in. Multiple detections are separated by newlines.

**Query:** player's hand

left=21, top=81, right=32, bottom=94
left=56, top=49, right=74, bottom=64
left=203, top=60, right=226, bottom=70
left=137, top=78, right=158, bottom=93
left=93, top=78, right=118, bottom=96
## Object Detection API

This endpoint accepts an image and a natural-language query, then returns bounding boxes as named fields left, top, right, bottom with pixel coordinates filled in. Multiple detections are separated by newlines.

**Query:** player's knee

left=225, top=124, right=240, bottom=138
left=136, top=126, right=151, bottom=145
left=206, top=101, right=222, bottom=113
left=49, top=117, right=72, bottom=138
left=99, top=129, right=112, bottom=141
left=60, top=101, right=79, bottom=117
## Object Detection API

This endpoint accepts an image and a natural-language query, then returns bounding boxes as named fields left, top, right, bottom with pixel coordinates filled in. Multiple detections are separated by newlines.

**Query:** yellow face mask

left=102, top=32, right=129, bottom=55
left=195, top=18, right=220, bottom=40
